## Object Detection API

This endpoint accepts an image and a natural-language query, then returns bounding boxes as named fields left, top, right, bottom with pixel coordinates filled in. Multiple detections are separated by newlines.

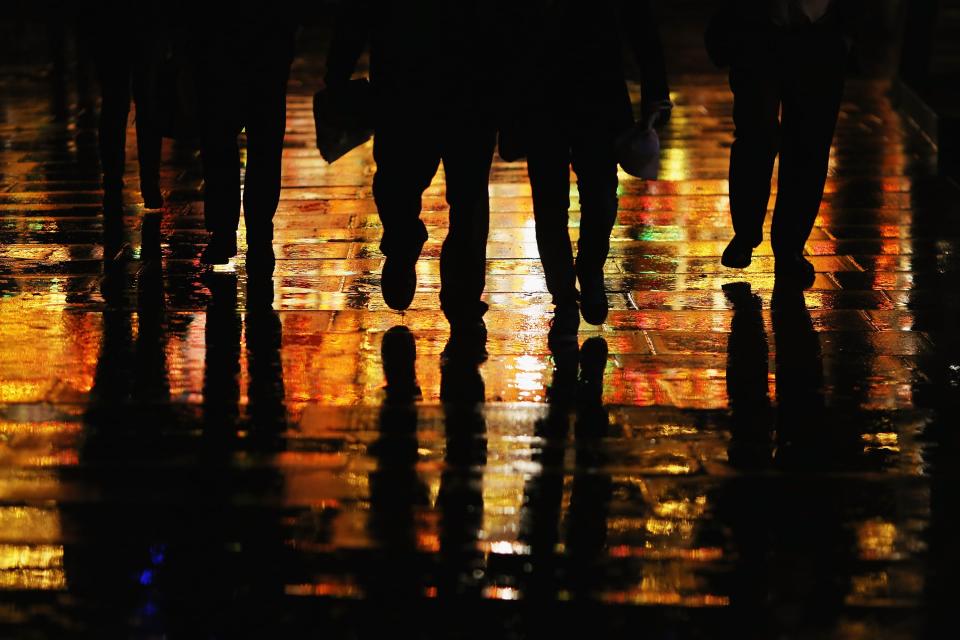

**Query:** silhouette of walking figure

left=517, top=0, right=634, bottom=345
left=87, top=3, right=165, bottom=214
left=190, top=10, right=297, bottom=268
left=710, top=0, right=857, bottom=288
left=325, top=1, right=496, bottom=344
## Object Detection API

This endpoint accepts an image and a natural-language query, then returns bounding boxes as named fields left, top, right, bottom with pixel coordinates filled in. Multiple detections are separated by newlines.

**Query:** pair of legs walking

left=196, top=26, right=295, bottom=267
left=373, top=116, right=496, bottom=335
left=93, top=27, right=163, bottom=212
left=723, top=24, right=847, bottom=286
left=528, top=122, right=619, bottom=342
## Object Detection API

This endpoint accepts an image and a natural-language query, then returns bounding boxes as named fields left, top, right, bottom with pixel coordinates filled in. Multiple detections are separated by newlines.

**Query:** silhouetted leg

left=196, top=43, right=243, bottom=239
left=570, top=129, right=619, bottom=273
left=242, top=33, right=294, bottom=248
left=771, top=34, right=845, bottom=258
left=528, top=134, right=577, bottom=307
left=130, top=32, right=163, bottom=202
left=95, top=49, right=132, bottom=197
left=371, top=122, right=437, bottom=262
left=729, top=63, right=781, bottom=249
left=439, top=125, right=496, bottom=323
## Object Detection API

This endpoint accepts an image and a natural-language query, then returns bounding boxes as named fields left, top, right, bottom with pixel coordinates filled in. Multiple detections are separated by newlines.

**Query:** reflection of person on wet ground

left=514, top=1, right=636, bottom=345
left=717, top=280, right=857, bottom=637
left=437, top=338, right=488, bottom=615
left=360, top=326, right=430, bottom=633
left=190, top=10, right=297, bottom=269
left=65, top=238, right=175, bottom=635
left=714, top=0, right=858, bottom=288
left=324, top=2, right=496, bottom=348
left=519, top=338, right=612, bottom=634
left=84, top=3, right=165, bottom=214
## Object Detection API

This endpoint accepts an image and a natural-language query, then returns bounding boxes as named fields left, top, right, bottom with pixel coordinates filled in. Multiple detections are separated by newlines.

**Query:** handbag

left=313, top=79, right=373, bottom=164
left=616, top=111, right=661, bottom=180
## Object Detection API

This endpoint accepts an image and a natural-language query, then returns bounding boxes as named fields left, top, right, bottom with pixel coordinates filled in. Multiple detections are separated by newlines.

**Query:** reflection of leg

left=723, top=282, right=773, bottom=468
left=439, top=125, right=496, bottom=324
left=438, top=355, right=486, bottom=604
left=728, top=64, right=781, bottom=252
left=567, top=338, right=610, bottom=601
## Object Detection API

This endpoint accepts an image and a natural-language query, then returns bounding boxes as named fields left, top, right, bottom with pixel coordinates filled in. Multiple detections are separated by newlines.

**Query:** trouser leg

left=130, top=31, right=163, bottom=191
left=570, top=128, right=619, bottom=271
left=439, top=124, right=496, bottom=322
left=242, top=32, right=294, bottom=246
left=771, top=31, right=846, bottom=258
left=95, top=50, right=132, bottom=194
left=528, top=134, right=577, bottom=307
left=197, top=45, right=243, bottom=235
left=728, top=62, right=782, bottom=248
left=372, top=121, right=438, bottom=261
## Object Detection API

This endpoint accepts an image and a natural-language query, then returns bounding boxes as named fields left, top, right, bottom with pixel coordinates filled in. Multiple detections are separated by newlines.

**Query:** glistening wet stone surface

left=2, top=23, right=960, bottom=640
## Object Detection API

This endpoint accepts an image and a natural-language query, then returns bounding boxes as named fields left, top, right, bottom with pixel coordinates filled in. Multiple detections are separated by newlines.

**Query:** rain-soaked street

left=2, top=7, right=960, bottom=640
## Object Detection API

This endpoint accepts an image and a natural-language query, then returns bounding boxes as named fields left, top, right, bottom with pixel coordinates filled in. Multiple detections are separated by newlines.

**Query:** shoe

left=382, top=325, right=421, bottom=402
left=578, top=336, right=609, bottom=405
left=381, top=254, right=419, bottom=311
left=774, top=253, right=815, bottom=289
left=721, top=236, right=753, bottom=269
left=576, top=263, right=608, bottom=326
left=548, top=303, right=580, bottom=348
left=443, top=317, right=488, bottom=364
left=200, top=232, right=238, bottom=265
left=141, top=182, right=164, bottom=210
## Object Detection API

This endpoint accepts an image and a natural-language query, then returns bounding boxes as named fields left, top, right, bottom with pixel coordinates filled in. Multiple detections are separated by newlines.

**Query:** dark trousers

left=93, top=31, right=162, bottom=194
left=729, top=25, right=847, bottom=257
left=527, top=125, right=619, bottom=307
left=373, top=118, right=496, bottom=322
left=196, top=27, right=295, bottom=240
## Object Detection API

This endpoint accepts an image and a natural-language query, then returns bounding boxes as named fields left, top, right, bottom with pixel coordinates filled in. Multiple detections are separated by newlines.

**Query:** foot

left=774, top=253, right=816, bottom=289
left=141, top=182, right=164, bottom=210
left=577, top=263, right=608, bottom=326
left=443, top=317, right=488, bottom=364
left=578, top=336, right=609, bottom=405
left=200, top=232, right=238, bottom=265
left=548, top=303, right=580, bottom=348
left=721, top=236, right=754, bottom=269
left=381, top=254, right=419, bottom=311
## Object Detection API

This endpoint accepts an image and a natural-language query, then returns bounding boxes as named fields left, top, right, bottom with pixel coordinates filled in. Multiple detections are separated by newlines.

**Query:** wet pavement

left=2, top=24, right=960, bottom=640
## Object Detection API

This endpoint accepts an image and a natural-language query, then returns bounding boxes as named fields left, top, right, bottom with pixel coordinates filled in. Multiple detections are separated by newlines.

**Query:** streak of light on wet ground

left=1, top=22, right=960, bottom=640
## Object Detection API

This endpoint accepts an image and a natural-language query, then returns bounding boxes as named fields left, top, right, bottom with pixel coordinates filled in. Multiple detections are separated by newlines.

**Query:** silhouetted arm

left=618, top=0, right=672, bottom=127
left=324, top=0, right=370, bottom=90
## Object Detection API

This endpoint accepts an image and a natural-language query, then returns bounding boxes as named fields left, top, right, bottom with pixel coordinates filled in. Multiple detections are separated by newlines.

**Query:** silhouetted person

left=324, top=2, right=496, bottom=344
left=716, top=278, right=856, bottom=636
left=86, top=3, right=164, bottom=213
left=713, top=0, right=858, bottom=287
left=518, top=337, right=612, bottom=636
left=190, top=11, right=297, bottom=268
left=520, top=1, right=634, bottom=344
